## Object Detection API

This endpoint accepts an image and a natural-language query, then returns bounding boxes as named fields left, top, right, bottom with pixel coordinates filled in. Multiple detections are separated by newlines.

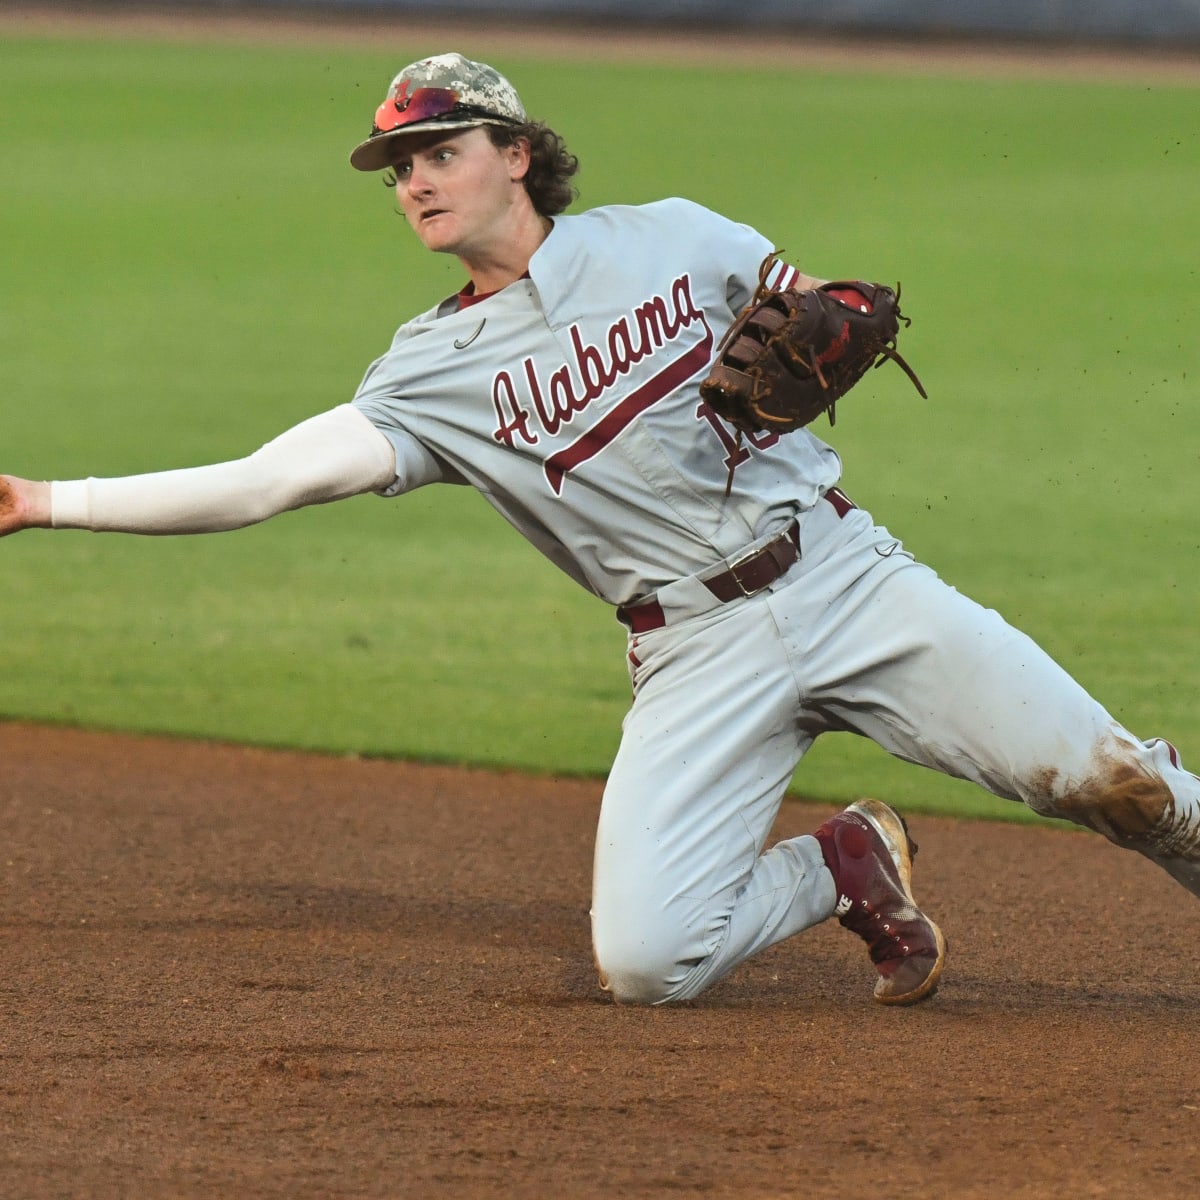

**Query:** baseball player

left=3, top=53, right=1198, bottom=1009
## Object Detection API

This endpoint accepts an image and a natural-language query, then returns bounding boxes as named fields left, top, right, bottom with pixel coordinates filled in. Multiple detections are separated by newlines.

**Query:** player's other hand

left=0, top=476, right=52, bottom=537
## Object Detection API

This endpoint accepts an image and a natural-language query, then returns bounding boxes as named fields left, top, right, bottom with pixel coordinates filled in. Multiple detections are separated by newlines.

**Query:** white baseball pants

left=591, top=498, right=1200, bottom=1004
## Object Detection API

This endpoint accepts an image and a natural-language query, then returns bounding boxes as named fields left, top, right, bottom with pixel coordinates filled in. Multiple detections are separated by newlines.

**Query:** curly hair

left=487, top=121, right=579, bottom=217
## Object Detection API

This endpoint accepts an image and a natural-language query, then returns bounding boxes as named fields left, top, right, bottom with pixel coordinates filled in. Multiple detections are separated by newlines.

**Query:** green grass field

left=2, top=31, right=1197, bottom=821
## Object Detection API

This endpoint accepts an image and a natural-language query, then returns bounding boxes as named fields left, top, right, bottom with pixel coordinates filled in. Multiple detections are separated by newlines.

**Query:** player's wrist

left=25, top=479, right=52, bottom=528
left=0, top=476, right=52, bottom=535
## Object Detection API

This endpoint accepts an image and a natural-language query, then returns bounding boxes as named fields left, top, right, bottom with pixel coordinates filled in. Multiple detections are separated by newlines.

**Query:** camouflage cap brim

left=349, top=116, right=517, bottom=172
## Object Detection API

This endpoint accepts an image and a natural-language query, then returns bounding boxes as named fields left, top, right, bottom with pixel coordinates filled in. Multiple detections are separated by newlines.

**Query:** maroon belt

left=617, top=487, right=857, bottom=634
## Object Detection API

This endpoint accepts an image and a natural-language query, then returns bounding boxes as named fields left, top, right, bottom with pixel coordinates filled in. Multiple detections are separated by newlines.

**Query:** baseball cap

left=349, top=52, right=526, bottom=172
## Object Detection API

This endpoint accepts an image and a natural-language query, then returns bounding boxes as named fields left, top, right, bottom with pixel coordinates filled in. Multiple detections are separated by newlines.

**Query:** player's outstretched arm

left=4, top=406, right=397, bottom=538
left=0, top=476, right=51, bottom=537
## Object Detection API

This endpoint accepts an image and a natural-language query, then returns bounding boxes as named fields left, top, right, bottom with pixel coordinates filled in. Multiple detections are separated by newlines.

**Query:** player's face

left=390, top=128, right=531, bottom=259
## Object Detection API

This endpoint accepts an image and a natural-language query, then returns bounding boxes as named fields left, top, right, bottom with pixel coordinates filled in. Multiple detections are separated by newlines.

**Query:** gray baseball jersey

left=352, top=198, right=837, bottom=605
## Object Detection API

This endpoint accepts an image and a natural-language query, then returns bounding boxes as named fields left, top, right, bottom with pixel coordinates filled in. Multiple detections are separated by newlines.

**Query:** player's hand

left=0, top=475, right=52, bottom=537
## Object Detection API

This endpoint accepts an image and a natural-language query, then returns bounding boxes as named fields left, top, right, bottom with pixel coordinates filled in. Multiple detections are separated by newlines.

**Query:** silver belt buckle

left=726, top=531, right=790, bottom=598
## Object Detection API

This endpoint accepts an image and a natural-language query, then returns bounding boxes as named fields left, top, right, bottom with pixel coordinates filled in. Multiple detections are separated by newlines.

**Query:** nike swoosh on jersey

left=453, top=319, right=486, bottom=350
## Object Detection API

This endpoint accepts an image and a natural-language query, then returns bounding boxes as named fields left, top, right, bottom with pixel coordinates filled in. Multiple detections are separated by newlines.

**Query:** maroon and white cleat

left=814, top=799, right=947, bottom=1006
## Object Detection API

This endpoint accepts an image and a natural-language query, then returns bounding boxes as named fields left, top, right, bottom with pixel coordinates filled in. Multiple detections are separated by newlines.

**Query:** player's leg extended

left=795, top=530, right=1200, bottom=898
left=590, top=598, right=835, bottom=1005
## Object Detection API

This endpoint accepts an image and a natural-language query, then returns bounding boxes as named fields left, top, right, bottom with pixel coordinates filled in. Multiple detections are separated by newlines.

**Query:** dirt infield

left=3, top=720, right=1198, bottom=1198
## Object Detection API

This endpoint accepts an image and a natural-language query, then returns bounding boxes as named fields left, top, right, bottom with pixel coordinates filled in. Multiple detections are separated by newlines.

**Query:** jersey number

left=696, top=402, right=780, bottom=472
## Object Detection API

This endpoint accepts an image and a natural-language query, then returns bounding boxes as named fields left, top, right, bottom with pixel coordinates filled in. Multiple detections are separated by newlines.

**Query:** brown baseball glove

left=700, top=256, right=927, bottom=438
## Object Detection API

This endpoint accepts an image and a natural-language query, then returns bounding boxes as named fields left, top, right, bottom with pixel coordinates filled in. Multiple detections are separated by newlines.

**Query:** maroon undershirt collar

left=457, top=270, right=531, bottom=309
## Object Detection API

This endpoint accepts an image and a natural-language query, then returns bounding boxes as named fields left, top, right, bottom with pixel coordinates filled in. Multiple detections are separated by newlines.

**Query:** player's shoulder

left=556, top=197, right=742, bottom=237
left=539, top=198, right=765, bottom=273
left=386, top=305, right=441, bottom=348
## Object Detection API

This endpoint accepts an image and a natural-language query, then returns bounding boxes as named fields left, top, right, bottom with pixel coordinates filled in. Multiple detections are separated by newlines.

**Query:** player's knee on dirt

left=591, top=926, right=700, bottom=1006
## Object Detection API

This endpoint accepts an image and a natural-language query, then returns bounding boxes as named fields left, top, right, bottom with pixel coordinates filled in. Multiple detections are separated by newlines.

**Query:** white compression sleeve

left=50, top=404, right=397, bottom=534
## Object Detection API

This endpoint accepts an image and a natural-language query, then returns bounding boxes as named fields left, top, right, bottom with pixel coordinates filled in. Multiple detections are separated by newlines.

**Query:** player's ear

left=505, top=136, right=532, bottom=182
